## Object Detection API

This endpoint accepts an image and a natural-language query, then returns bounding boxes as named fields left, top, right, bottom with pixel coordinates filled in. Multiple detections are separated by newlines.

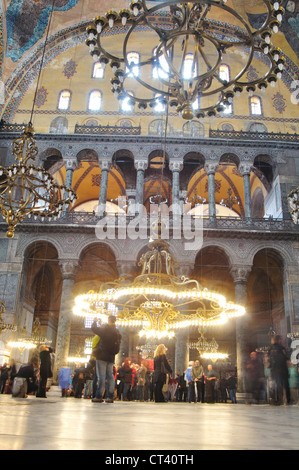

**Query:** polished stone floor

left=0, top=390, right=298, bottom=451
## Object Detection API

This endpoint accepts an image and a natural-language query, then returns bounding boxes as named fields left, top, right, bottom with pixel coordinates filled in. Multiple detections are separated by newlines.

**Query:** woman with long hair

left=153, top=344, right=172, bottom=402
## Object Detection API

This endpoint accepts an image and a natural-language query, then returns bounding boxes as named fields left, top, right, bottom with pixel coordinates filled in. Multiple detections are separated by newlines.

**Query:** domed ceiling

left=0, top=0, right=298, bottom=133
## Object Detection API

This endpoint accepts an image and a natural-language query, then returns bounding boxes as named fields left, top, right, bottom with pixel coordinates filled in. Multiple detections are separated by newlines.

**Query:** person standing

left=91, top=315, right=121, bottom=403
left=58, top=363, right=72, bottom=397
left=205, top=364, right=217, bottom=403
left=118, top=357, right=133, bottom=401
left=152, top=344, right=172, bottom=403
left=36, top=345, right=53, bottom=398
left=136, top=360, right=147, bottom=401
left=268, top=335, right=290, bottom=405
left=191, top=359, right=205, bottom=403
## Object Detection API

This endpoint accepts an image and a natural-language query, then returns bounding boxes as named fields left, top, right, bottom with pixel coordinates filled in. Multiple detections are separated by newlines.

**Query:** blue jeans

left=95, top=360, right=115, bottom=400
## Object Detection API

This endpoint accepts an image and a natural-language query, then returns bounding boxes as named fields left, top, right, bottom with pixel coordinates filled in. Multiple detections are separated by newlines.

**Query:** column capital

left=169, top=161, right=183, bottom=172
left=238, top=162, right=253, bottom=176
left=230, top=265, right=252, bottom=284
left=59, top=259, right=80, bottom=280
left=134, top=159, right=148, bottom=171
left=204, top=161, right=218, bottom=175
left=99, top=159, right=112, bottom=171
left=64, top=159, right=77, bottom=171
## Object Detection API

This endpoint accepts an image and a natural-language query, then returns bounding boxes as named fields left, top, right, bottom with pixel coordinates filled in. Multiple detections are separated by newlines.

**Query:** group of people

left=2, top=320, right=298, bottom=407
left=246, top=334, right=299, bottom=405
left=0, top=345, right=54, bottom=398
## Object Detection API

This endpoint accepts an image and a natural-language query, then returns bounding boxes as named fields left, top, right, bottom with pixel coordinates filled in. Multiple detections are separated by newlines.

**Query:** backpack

left=12, top=377, right=27, bottom=397
left=91, top=335, right=100, bottom=357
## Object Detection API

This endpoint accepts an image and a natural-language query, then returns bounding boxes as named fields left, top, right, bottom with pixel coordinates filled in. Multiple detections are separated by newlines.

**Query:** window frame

left=57, top=89, right=71, bottom=111
left=249, top=95, right=263, bottom=116
left=87, top=89, right=103, bottom=112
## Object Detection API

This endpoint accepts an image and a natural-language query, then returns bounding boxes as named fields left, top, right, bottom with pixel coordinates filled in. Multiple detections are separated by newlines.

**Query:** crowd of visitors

left=0, top=333, right=298, bottom=406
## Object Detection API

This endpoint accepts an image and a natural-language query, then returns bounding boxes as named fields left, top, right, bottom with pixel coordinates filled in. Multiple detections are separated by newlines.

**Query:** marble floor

left=0, top=390, right=298, bottom=452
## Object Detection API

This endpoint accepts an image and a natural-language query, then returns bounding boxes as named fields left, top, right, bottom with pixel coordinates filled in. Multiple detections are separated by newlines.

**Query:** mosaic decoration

left=6, top=0, right=80, bottom=62
left=221, top=123, right=234, bottom=131
left=92, top=174, right=101, bottom=187
left=63, top=58, right=78, bottom=79
left=246, top=66, right=259, bottom=82
left=272, top=92, right=287, bottom=114
left=35, top=86, right=48, bottom=108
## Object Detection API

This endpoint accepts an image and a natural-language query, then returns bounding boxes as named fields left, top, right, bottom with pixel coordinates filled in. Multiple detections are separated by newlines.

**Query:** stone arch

left=193, top=244, right=235, bottom=300
left=39, top=148, right=63, bottom=171
left=76, top=148, right=99, bottom=163
left=112, top=149, right=136, bottom=189
left=219, top=153, right=240, bottom=167
left=75, top=242, right=119, bottom=295
left=181, top=152, right=205, bottom=191
left=248, top=247, right=288, bottom=343
left=253, top=154, right=276, bottom=186
left=21, top=240, right=61, bottom=338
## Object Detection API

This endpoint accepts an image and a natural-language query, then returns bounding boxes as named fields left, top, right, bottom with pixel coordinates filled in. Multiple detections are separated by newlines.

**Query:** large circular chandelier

left=0, top=123, right=77, bottom=238
left=73, top=235, right=245, bottom=338
left=86, top=0, right=285, bottom=120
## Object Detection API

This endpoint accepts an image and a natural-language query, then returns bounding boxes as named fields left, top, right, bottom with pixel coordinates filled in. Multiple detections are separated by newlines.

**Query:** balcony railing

left=0, top=122, right=297, bottom=143
left=7, top=212, right=297, bottom=233
left=209, top=129, right=299, bottom=143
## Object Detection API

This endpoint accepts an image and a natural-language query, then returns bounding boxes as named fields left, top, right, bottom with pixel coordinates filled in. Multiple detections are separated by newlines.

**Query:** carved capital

left=238, top=162, right=252, bottom=176
left=169, top=161, right=184, bottom=172
left=230, top=265, right=252, bottom=284
left=59, top=259, right=80, bottom=280
left=99, top=160, right=112, bottom=171
left=134, top=159, right=148, bottom=171
left=64, top=159, right=77, bottom=171
left=204, top=162, right=218, bottom=175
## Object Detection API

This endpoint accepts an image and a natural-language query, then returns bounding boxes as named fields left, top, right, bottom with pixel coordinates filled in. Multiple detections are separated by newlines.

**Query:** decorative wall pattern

left=272, top=92, right=287, bottom=114
left=35, top=86, right=48, bottom=108
left=63, top=58, right=77, bottom=79
left=6, top=0, right=81, bottom=62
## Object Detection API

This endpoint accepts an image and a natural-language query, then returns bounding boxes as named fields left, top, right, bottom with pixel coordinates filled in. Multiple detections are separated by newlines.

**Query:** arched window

left=154, top=93, right=165, bottom=113
left=58, top=89, right=71, bottom=110
left=219, top=64, right=230, bottom=83
left=250, top=96, right=263, bottom=115
left=92, top=62, right=105, bottom=79
left=126, top=52, right=140, bottom=77
left=120, top=92, right=135, bottom=112
left=152, top=47, right=169, bottom=80
left=88, top=90, right=102, bottom=111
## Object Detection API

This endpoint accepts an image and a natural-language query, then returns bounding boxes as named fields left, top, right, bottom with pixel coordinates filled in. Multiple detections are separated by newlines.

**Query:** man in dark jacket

left=36, top=345, right=53, bottom=398
left=91, top=315, right=121, bottom=403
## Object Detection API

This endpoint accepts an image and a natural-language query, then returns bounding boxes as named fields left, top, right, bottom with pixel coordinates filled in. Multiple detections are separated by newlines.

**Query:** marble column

left=63, top=159, right=77, bottom=214
left=230, top=265, right=252, bottom=394
left=98, top=160, right=111, bottom=215
left=134, top=160, right=148, bottom=213
left=175, top=330, right=189, bottom=375
left=239, top=163, right=252, bottom=219
left=169, top=161, right=183, bottom=213
left=204, top=162, right=218, bottom=219
left=53, top=260, right=79, bottom=380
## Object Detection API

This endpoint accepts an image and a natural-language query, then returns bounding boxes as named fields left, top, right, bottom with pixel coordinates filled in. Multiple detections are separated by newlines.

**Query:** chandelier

left=287, top=187, right=298, bottom=224
left=73, top=228, right=245, bottom=338
left=188, top=330, right=228, bottom=361
left=0, top=301, right=17, bottom=332
left=8, top=317, right=52, bottom=352
left=0, top=123, right=77, bottom=238
left=86, top=0, right=285, bottom=120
